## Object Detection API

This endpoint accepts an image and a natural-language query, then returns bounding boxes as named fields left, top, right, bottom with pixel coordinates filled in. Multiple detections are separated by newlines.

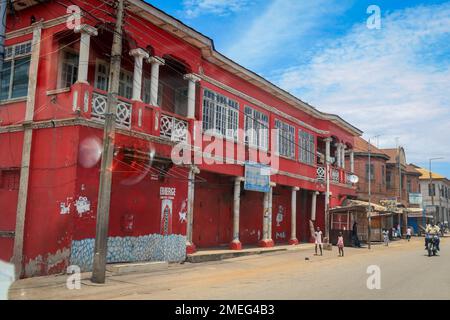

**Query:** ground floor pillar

left=259, top=186, right=274, bottom=247
left=186, top=166, right=199, bottom=254
left=230, top=177, right=244, bottom=250
left=289, top=187, right=300, bottom=245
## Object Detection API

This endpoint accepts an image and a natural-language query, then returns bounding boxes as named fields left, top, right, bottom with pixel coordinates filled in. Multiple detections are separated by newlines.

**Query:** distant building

left=412, top=166, right=450, bottom=223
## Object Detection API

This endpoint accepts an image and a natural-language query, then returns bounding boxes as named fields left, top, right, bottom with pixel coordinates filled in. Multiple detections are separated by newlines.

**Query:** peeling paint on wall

left=24, top=247, right=71, bottom=277
left=75, top=196, right=90, bottom=215
left=70, top=234, right=186, bottom=271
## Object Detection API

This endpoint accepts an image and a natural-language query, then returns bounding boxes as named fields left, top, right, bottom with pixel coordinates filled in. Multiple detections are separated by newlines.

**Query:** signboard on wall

left=244, top=162, right=270, bottom=193
left=409, top=193, right=423, bottom=205
left=425, top=205, right=436, bottom=214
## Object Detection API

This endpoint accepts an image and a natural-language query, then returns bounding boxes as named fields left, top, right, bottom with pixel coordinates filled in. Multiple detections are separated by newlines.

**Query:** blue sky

left=147, top=0, right=450, bottom=177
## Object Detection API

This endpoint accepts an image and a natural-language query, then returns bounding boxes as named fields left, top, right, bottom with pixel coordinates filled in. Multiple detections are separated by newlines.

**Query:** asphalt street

left=8, top=237, right=450, bottom=300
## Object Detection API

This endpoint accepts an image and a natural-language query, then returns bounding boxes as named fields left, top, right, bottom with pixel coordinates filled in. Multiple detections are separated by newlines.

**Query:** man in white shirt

left=314, top=227, right=323, bottom=256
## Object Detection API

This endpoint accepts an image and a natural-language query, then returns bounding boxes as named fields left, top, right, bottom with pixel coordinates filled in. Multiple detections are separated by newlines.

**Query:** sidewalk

left=187, top=242, right=315, bottom=263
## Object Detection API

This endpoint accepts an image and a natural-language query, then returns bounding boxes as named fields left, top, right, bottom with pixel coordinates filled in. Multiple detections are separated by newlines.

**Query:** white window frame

left=58, top=48, right=79, bottom=89
left=274, top=119, right=295, bottom=159
left=202, top=88, right=239, bottom=140
left=244, top=105, right=269, bottom=150
left=1, top=41, right=32, bottom=101
left=94, top=59, right=133, bottom=99
left=299, top=129, right=315, bottom=165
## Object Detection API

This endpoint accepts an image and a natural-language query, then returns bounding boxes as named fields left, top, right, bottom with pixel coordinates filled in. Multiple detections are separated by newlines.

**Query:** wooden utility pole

left=91, top=0, right=125, bottom=284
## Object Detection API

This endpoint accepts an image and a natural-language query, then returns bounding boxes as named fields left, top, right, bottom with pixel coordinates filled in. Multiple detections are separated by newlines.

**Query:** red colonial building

left=0, top=0, right=362, bottom=278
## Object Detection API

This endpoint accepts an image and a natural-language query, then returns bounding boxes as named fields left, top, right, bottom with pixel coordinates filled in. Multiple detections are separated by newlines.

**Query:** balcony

left=159, top=111, right=189, bottom=142
left=91, top=91, right=132, bottom=129
left=316, top=165, right=354, bottom=187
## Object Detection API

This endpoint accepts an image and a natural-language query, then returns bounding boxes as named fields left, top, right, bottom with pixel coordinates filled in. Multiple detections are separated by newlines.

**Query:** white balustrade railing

left=91, top=92, right=132, bottom=129
left=331, top=168, right=340, bottom=183
left=160, top=113, right=188, bottom=141
left=317, top=166, right=326, bottom=182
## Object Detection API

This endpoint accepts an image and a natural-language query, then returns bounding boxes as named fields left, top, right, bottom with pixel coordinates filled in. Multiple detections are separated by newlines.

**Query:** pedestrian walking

left=406, top=226, right=412, bottom=241
left=337, top=232, right=344, bottom=257
left=314, top=227, right=323, bottom=256
left=352, top=222, right=361, bottom=247
left=382, top=229, right=389, bottom=246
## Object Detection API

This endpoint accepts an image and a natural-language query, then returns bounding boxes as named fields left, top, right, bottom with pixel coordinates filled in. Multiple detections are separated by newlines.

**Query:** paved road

left=8, top=237, right=450, bottom=300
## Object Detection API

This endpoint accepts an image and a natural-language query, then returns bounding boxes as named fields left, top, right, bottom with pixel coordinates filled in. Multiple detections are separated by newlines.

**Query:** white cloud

left=183, top=0, right=250, bottom=18
left=224, top=0, right=351, bottom=70
left=277, top=3, right=450, bottom=164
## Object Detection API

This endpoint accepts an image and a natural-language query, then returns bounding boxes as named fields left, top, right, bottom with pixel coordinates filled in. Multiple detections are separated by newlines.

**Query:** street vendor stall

left=329, top=199, right=393, bottom=246
left=407, top=207, right=433, bottom=235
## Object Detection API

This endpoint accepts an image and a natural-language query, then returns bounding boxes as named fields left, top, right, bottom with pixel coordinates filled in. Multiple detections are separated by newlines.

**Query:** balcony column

left=325, top=138, right=332, bottom=164
left=350, top=149, right=355, bottom=173
left=230, top=177, right=244, bottom=250
left=129, top=48, right=149, bottom=101
left=74, top=24, right=98, bottom=84
left=334, top=143, right=341, bottom=167
left=289, top=187, right=300, bottom=245
left=148, top=56, right=165, bottom=106
left=259, top=186, right=274, bottom=247
left=341, top=144, right=346, bottom=170
left=183, top=73, right=201, bottom=119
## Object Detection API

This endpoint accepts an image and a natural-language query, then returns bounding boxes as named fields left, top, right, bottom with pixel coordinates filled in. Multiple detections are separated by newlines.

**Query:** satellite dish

left=349, top=174, right=359, bottom=183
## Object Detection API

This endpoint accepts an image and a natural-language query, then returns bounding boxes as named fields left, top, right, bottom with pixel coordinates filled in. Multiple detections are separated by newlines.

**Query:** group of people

left=425, top=222, right=441, bottom=252
left=313, top=227, right=345, bottom=257
left=312, top=220, right=444, bottom=258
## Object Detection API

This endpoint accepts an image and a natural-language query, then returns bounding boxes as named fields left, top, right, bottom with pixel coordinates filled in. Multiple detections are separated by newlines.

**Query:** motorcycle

left=425, top=234, right=440, bottom=257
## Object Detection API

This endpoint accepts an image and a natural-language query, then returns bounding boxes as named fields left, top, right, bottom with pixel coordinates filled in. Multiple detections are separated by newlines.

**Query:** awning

left=330, top=199, right=388, bottom=213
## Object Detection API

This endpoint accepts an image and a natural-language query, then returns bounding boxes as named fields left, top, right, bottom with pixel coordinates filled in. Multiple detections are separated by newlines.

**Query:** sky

left=147, top=0, right=450, bottom=177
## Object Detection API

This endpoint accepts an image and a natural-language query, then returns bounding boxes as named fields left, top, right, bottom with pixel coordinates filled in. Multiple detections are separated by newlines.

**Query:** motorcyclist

left=425, top=222, right=440, bottom=251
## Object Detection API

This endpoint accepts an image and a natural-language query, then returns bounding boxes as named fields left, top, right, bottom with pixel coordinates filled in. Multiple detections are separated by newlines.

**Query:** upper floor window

left=202, top=88, right=239, bottom=140
left=60, top=50, right=79, bottom=88
left=0, top=42, right=32, bottom=101
left=244, top=106, right=268, bottom=150
left=428, top=183, right=435, bottom=197
left=365, top=163, right=375, bottom=181
left=274, top=119, right=295, bottom=159
left=94, top=60, right=133, bottom=100
left=407, top=179, right=412, bottom=193
left=381, top=165, right=385, bottom=185
left=299, top=130, right=315, bottom=165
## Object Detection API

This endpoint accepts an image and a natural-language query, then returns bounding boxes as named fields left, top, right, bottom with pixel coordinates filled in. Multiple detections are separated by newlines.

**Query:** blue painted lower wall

left=70, top=234, right=186, bottom=271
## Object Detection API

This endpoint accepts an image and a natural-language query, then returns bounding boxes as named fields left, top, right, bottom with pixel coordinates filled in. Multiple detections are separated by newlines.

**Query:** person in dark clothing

left=352, top=222, right=361, bottom=247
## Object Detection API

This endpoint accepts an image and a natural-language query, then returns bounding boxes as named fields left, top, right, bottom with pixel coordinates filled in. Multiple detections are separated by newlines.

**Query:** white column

left=129, top=48, right=149, bottom=101
left=186, top=166, right=199, bottom=252
left=325, top=138, right=332, bottom=164
left=74, top=24, right=97, bottom=84
left=335, top=143, right=341, bottom=167
left=311, top=191, right=319, bottom=221
left=148, top=56, right=165, bottom=106
left=183, top=73, right=201, bottom=119
left=350, top=150, right=354, bottom=173
left=231, top=177, right=244, bottom=250
left=290, top=187, right=300, bottom=244
left=341, top=144, right=346, bottom=169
